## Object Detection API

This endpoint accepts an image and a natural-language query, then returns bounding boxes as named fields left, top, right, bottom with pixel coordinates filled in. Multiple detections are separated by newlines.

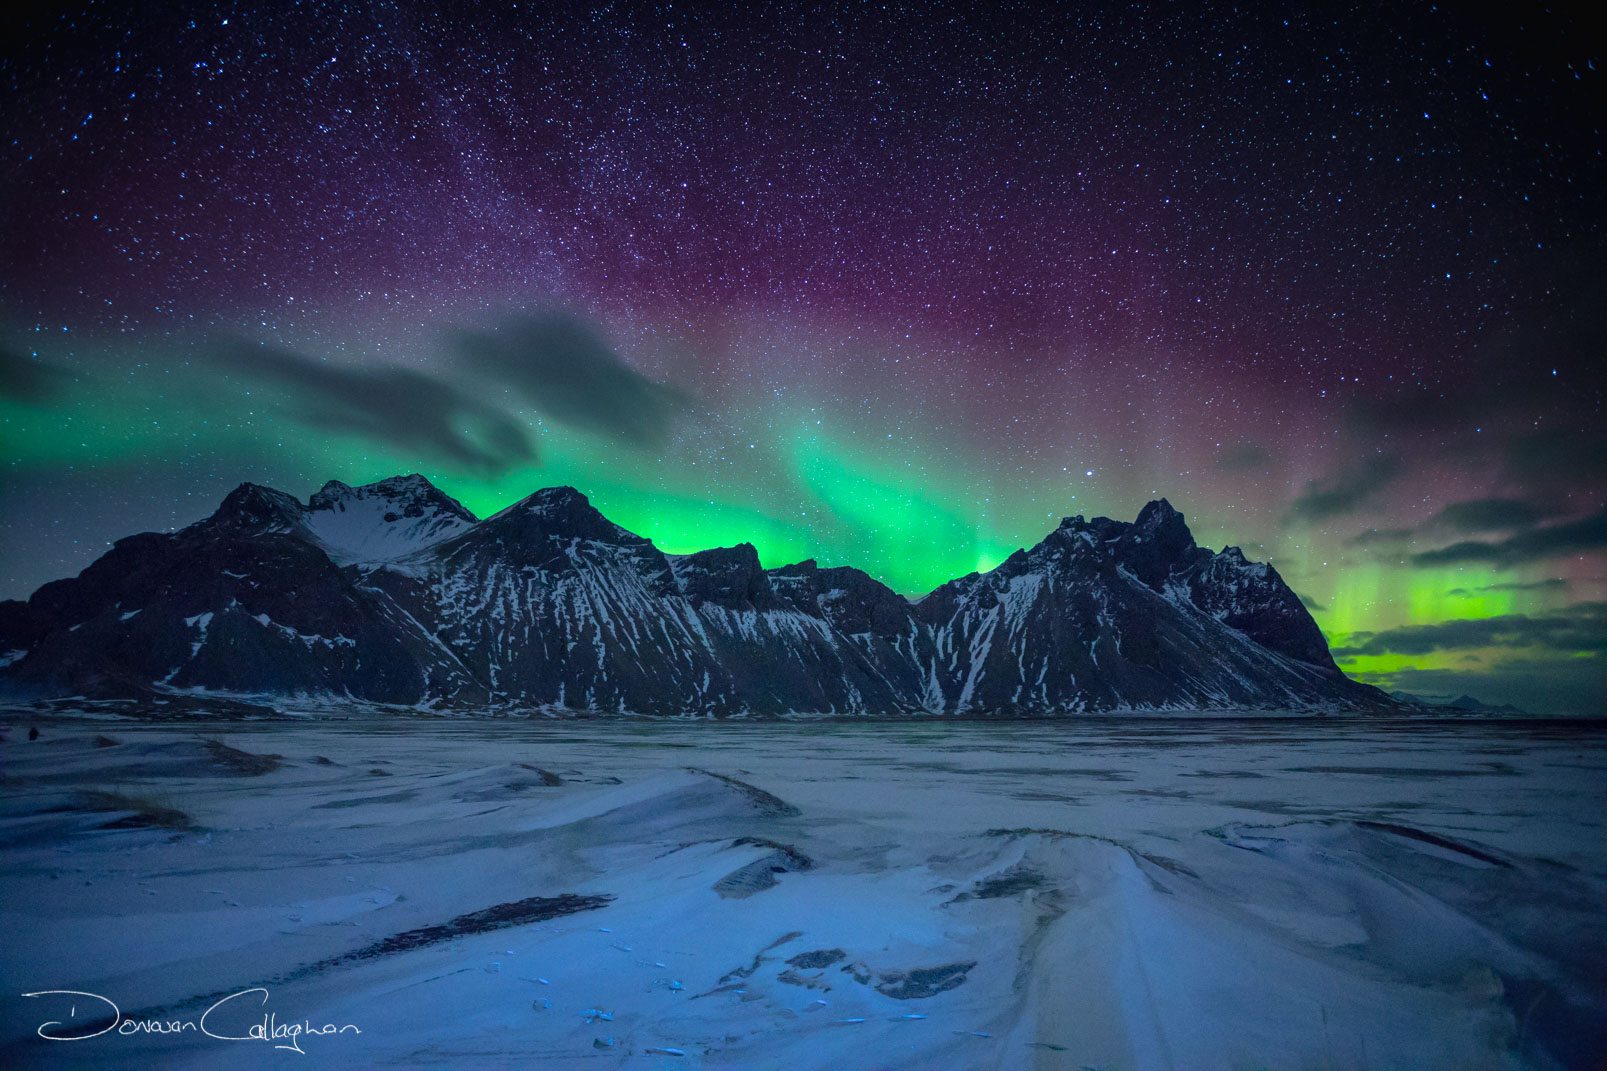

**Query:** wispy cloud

left=451, top=312, right=688, bottom=449
left=1427, top=496, right=1559, bottom=534
left=0, top=348, right=71, bottom=403
left=1331, top=602, right=1607, bottom=658
left=1215, top=441, right=1273, bottom=472
left=217, top=341, right=537, bottom=474
left=1286, top=454, right=1403, bottom=523
left=1350, top=658, right=1604, bottom=717
left=1412, top=510, right=1607, bottom=566
left=1446, top=578, right=1569, bottom=597
left=1347, top=527, right=1413, bottom=547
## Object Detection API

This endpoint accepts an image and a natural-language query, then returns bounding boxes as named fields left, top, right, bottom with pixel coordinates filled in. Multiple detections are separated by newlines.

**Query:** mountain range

left=1389, top=691, right=1531, bottom=716
left=0, top=475, right=1389, bottom=715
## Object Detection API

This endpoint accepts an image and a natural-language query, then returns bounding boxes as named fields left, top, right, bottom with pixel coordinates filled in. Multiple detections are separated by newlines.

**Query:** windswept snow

left=304, top=479, right=474, bottom=564
left=1, top=715, right=1602, bottom=1069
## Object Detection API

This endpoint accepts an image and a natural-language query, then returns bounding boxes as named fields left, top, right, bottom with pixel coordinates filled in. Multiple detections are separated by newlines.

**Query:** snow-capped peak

left=304, top=474, right=476, bottom=564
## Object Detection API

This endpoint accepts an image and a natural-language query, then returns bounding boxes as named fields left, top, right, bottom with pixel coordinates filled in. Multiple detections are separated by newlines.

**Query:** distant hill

left=1389, top=691, right=1533, bottom=716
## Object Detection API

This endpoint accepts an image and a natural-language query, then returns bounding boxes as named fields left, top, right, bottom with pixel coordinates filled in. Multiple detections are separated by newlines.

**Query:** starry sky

left=2, top=2, right=1603, bottom=713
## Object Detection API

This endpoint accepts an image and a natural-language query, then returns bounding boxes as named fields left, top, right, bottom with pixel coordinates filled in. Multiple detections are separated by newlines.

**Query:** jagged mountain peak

left=670, top=543, right=770, bottom=607
left=203, top=482, right=306, bottom=533
left=477, top=485, right=644, bottom=546
left=493, top=485, right=592, bottom=515
left=296, top=474, right=476, bottom=563
left=372, top=472, right=458, bottom=500
left=681, top=541, right=762, bottom=565
left=375, top=472, right=438, bottom=492
left=1211, top=545, right=1269, bottom=577
left=1123, top=498, right=1199, bottom=581
left=775, top=557, right=820, bottom=572
left=765, top=558, right=912, bottom=637
left=309, top=473, right=475, bottom=521
left=1040, top=502, right=1197, bottom=579
left=768, top=556, right=893, bottom=589
left=2, top=477, right=1383, bottom=714
left=1134, top=496, right=1182, bottom=526
left=1124, top=492, right=1202, bottom=546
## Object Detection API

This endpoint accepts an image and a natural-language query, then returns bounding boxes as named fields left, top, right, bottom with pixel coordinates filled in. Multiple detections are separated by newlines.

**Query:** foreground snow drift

left=1, top=716, right=1603, bottom=1069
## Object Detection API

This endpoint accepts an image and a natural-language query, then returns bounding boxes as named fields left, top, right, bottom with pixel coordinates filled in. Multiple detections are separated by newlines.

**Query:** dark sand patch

left=714, top=838, right=812, bottom=898
left=203, top=738, right=282, bottom=775
left=517, top=763, right=564, bottom=786
left=1356, top=820, right=1513, bottom=868
left=952, top=865, right=1047, bottom=901
left=867, top=961, right=976, bottom=1000
left=687, top=768, right=799, bottom=817
left=339, top=893, right=612, bottom=962
left=1284, top=765, right=1506, bottom=778
left=313, top=790, right=419, bottom=809
left=76, top=789, right=194, bottom=830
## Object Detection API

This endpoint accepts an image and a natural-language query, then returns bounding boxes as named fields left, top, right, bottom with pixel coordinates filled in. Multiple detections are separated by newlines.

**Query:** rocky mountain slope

left=0, top=476, right=1387, bottom=714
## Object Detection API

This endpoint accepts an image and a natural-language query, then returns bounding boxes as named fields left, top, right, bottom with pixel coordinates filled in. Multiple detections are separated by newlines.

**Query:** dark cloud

left=1296, top=591, right=1327, bottom=611
left=1350, top=659, right=1605, bottom=717
left=451, top=313, right=688, bottom=449
left=1215, top=441, right=1273, bottom=472
left=1285, top=454, right=1403, bottom=523
left=1507, top=427, right=1607, bottom=484
left=1347, top=527, right=1413, bottom=547
left=1331, top=602, right=1607, bottom=659
left=1337, top=285, right=1604, bottom=514
left=1446, top=578, right=1569, bottom=597
left=1412, top=509, right=1607, bottom=567
left=1428, top=497, right=1558, bottom=534
left=215, top=342, right=536, bottom=474
left=0, top=348, right=70, bottom=402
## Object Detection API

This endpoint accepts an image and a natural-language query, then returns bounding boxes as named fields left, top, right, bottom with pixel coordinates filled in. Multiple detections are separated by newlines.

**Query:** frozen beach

left=2, top=714, right=1604, bottom=1069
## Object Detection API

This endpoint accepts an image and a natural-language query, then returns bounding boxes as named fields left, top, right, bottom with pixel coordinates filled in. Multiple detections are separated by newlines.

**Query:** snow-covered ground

left=1, top=715, right=1603, bottom=1069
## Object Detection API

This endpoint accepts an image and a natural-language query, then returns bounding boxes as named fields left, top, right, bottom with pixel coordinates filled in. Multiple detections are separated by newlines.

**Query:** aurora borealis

left=2, top=4, right=1603, bottom=712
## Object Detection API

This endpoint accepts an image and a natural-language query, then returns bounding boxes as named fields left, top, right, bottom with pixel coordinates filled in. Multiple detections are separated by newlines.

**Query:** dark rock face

left=0, top=524, right=445, bottom=704
left=0, top=476, right=1387, bottom=714
left=1180, top=545, right=1337, bottom=671
left=906, top=502, right=1371, bottom=714
left=672, top=544, right=775, bottom=610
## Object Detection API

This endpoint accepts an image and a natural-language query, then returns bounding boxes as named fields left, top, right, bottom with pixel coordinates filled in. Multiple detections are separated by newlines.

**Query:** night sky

left=2, top=3, right=1603, bottom=712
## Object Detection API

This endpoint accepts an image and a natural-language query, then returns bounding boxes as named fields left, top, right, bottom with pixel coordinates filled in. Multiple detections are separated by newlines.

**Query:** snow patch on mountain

left=305, top=475, right=476, bottom=563
left=0, top=476, right=1392, bottom=715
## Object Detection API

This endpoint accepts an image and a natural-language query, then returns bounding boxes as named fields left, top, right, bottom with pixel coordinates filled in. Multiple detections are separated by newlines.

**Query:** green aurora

left=3, top=337, right=1598, bottom=714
